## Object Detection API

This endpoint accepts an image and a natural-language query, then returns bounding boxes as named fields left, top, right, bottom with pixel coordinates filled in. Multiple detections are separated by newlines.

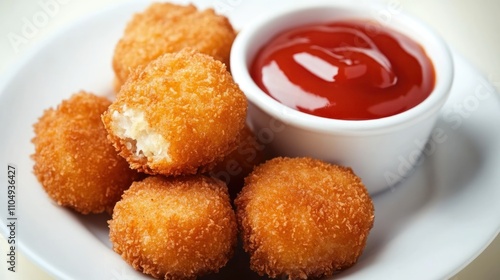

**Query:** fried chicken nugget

left=113, top=2, right=236, bottom=90
left=102, top=48, right=247, bottom=175
left=32, top=92, right=139, bottom=214
left=235, top=157, right=374, bottom=279
left=109, top=175, right=237, bottom=280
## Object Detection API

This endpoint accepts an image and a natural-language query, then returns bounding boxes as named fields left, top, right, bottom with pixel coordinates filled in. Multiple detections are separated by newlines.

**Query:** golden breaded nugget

left=102, top=48, right=247, bottom=176
left=113, top=2, right=236, bottom=90
left=32, top=92, right=138, bottom=214
left=109, top=175, right=237, bottom=280
left=235, top=157, right=374, bottom=279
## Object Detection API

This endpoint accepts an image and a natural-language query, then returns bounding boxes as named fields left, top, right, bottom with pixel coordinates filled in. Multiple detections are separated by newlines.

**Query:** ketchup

left=250, top=20, right=436, bottom=120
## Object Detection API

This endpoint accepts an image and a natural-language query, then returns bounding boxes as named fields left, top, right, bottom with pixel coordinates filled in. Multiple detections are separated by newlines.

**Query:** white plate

left=1, top=0, right=499, bottom=279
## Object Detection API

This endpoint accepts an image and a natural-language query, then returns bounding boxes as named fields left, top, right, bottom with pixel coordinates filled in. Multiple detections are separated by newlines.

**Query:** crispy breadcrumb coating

left=32, top=92, right=139, bottom=214
left=102, top=48, right=247, bottom=176
left=109, top=175, right=237, bottom=280
left=113, top=2, right=236, bottom=90
left=235, top=157, right=374, bottom=279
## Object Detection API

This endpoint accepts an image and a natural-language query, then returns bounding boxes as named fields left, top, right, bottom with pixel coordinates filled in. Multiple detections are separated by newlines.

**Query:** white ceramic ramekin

left=230, top=1, right=453, bottom=194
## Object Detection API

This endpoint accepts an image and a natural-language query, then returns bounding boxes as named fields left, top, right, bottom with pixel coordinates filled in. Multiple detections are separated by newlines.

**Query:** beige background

left=0, top=0, right=499, bottom=279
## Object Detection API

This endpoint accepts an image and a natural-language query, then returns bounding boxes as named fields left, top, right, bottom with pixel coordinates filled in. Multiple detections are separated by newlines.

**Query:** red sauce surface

left=250, top=20, right=436, bottom=120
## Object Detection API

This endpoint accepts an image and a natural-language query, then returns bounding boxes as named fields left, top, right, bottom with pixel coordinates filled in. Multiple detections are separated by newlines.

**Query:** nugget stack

left=31, top=2, right=375, bottom=280
left=31, top=3, right=247, bottom=279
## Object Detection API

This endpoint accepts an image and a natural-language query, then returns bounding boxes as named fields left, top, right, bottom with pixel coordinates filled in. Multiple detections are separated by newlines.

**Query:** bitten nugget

left=102, top=48, right=247, bottom=175
left=109, top=175, right=237, bottom=280
left=32, top=92, right=138, bottom=214
left=113, top=2, right=236, bottom=90
left=235, top=157, right=374, bottom=279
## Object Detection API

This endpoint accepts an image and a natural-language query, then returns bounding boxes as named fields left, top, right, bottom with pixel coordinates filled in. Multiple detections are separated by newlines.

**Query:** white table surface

left=0, top=0, right=499, bottom=279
